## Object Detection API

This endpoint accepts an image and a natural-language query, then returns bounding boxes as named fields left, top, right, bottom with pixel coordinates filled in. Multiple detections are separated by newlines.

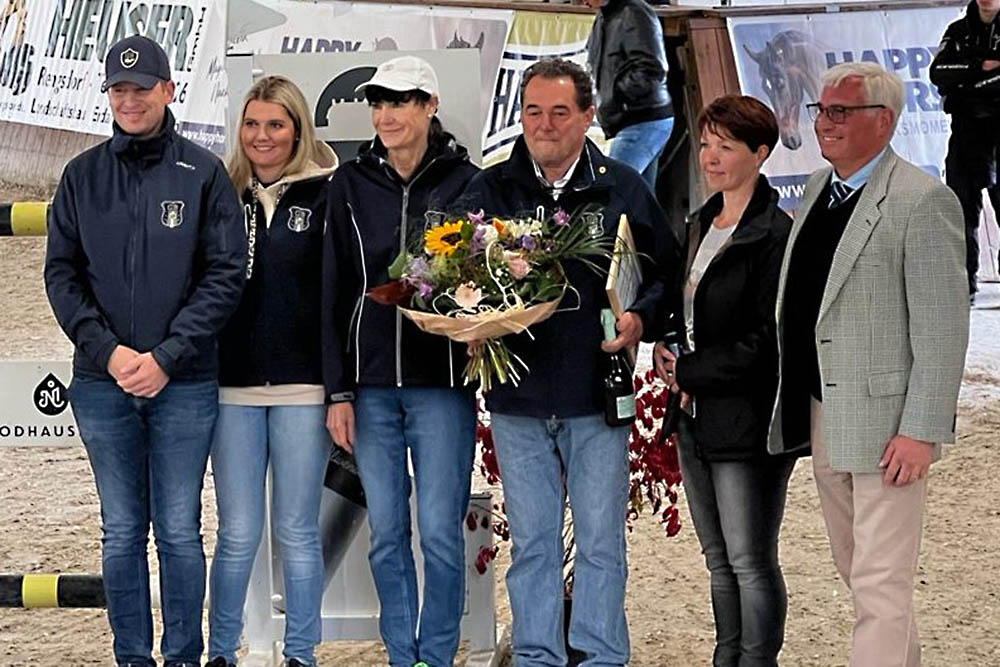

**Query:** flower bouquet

left=369, top=207, right=612, bottom=392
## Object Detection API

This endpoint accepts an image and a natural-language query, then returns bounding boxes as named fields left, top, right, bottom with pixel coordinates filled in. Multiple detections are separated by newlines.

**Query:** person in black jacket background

left=205, top=76, right=338, bottom=667
left=652, top=96, right=798, bottom=667
left=930, top=0, right=1000, bottom=301
left=458, top=59, right=676, bottom=666
left=321, top=56, right=479, bottom=667
left=583, top=0, right=673, bottom=188
left=44, top=36, right=245, bottom=666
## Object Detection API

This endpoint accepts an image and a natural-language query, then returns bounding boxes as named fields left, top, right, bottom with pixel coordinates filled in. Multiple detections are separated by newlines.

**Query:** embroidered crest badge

left=580, top=210, right=604, bottom=239
left=160, top=201, right=184, bottom=228
left=287, top=206, right=311, bottom=232
left=121, top=48, right=139, bottom=69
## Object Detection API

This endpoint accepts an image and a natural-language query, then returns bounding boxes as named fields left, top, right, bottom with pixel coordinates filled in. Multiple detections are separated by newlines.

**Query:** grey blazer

left=768, top=149, right=969, bottom=472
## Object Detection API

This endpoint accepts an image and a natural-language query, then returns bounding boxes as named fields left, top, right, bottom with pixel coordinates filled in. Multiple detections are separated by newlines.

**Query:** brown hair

left=520, top=58, right=594, bottom=112
left=697, top=95, right=779, bottom=157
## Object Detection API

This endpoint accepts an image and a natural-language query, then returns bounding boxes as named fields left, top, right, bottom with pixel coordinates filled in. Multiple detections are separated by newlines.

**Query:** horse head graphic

left=446, top=31, right=485, bottom=50
left=744, top=30, right=826, bottom=151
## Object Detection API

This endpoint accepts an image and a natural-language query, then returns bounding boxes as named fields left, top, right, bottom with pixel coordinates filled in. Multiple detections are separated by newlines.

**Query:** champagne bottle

left=601, top=308, right=636, bottom=427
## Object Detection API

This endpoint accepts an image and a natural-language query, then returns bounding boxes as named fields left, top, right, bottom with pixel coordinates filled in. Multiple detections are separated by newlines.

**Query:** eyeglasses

left=805, top=103, right=887, bottom=124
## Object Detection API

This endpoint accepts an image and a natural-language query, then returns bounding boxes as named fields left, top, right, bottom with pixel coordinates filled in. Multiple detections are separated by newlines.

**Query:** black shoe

left=283, top=660, right=311, bottom=667
left=971, top=293, right=977, bottom=307
left=205, top=658, right=235, bottom=667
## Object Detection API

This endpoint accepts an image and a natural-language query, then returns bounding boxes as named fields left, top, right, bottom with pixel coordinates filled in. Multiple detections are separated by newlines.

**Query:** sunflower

left=425, top=221, right=465, bottom=256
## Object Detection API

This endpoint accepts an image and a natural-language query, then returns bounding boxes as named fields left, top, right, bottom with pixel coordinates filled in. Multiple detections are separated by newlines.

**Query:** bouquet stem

left=465, top=339, right=528, bottom=393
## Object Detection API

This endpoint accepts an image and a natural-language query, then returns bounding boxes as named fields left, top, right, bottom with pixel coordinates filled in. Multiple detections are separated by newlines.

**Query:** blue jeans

left=678, top=416, right=796, bottom=667
left=68, top=377, right=218, bottom=666
left=353, top=386, right=477, bottom=667
left=208, top=404, right=330, bottom=665
left=608, top=117, right=674, bottom=188
left=491, top=412, right=630, bottom=667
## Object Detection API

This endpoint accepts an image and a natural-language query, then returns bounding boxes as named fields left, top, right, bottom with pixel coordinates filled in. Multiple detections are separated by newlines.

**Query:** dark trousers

left=945, top=115, right=1000, bottom=294
left=678, top=416, right=796, bottom=667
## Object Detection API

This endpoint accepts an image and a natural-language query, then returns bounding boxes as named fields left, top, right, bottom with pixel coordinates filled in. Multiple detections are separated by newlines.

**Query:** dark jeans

left=944, top=115, right=1000, bottom=294
left=678, top=416, right=796, bottom=667
left=69, top=377, right=218, bottom=666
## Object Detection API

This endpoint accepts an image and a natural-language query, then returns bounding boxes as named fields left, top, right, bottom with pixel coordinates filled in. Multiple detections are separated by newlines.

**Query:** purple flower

left=553, top=208, right=570, bottom=226
left=418, top=282, right=434, bottom=299
left=468, top=209, right=485, bottom=225
left=520, top=235, right=536, bottom=251
left=469, top=226, right=487, bottom=254
left=409, top=256, right=430, bottom=279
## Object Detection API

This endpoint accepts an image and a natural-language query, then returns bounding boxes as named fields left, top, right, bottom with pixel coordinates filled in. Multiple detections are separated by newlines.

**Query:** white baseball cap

left=355, top=56, right=440, bottom=99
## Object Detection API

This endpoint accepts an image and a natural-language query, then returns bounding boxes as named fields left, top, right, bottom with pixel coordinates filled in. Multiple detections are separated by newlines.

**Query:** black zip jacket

left=218, top=154, right=336, bottom=387
left=45, top=109, right=246, bottom=381
left=322, top=134, right=479, bottom=402
left=930, top=1, right=1000, bottom=118
left=586, top=0, right=673, bottom=139
left=458, top=136, right=677, bottom=418
left=669, top=176, right=792, bottom=461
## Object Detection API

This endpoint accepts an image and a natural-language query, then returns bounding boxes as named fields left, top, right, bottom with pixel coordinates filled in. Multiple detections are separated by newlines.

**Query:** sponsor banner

left=230, top=0, right=513, bottom=141
left=0, top=0, right=228, bottom=151
left=247, top=49, right=482, bottom=163
left=728, top=8, right=962, bottom=210
left=0, top=361, right=78, bottom=446
left=483, top=9, right=597, bottom=166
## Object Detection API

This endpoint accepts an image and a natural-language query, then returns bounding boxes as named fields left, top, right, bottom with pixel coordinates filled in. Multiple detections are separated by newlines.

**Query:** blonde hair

left=227, top=75, right=319, bottom=191
left=821, top=62, right=904, bottom=131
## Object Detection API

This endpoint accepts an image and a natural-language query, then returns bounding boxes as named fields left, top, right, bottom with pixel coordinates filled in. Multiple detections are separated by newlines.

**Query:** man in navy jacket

left=44, top=36, right=245, bottom=666
left=459, top=58, right=675, bottom=666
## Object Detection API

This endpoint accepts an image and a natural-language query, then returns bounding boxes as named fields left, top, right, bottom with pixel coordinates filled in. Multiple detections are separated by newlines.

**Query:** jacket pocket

left=868, top=370, right=909, bottom=397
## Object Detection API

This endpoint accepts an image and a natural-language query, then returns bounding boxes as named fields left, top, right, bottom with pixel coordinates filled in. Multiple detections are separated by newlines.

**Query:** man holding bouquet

left=459, top=58, right=677, bottom=666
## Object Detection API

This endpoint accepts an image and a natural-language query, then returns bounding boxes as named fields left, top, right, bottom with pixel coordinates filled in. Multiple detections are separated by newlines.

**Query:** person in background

left=653, top=95, right=797, bottom=667
left=772, top=62, right=968, bottom=666
left=44, top=35, right=245, bottom=667
left=930, top=0, right=1000, bottom=303
left=583, top=0, right=673, bottom=188
left=458, top=58, right=676, bottom=666
left=322, top=56, right=479, bottom=667
left=205, top=75, right=338, bottom=667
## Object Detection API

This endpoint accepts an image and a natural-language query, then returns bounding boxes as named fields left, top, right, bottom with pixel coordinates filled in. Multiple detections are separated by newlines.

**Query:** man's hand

left=878, top=434, right=934, bottom=487
left=983, top=59, right=1000, bottom=71
left=652, top=341, right=681, bottom=393
left=326, top=402, right=356, bottom=453
left=107, top=345, right=140, bottom=382
left=601, top=311, right=643, bottom=354
left=116, top=352, right=170, bottom=398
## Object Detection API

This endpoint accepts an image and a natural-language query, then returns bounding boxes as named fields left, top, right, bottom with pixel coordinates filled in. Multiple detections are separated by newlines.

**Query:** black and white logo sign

left=33, top=373, right=68, bottom=416
left=287, top=206, right=311, bottom=232
left=161, top=200, right=184, bottom=228
left=121, top=48, right=139, bottom=68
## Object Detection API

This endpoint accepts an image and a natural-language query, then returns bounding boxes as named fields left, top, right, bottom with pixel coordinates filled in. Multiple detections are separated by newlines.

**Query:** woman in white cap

left=321, top=56, right=479, bottom=667
left=206, top=75, right=338, bottom=667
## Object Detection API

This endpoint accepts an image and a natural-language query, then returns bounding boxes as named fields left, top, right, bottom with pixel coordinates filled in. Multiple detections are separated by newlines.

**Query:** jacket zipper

left=129, top=170, right=140, bottom=346
left=347, top=203, right=367, bottom=384
left=390, top=157, right=439, bottom=387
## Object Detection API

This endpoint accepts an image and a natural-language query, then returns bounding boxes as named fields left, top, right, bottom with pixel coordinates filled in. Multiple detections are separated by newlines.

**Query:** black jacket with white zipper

left=322, top=134, right=479, bottom=403
left=217, top=143, right=338, bottom=388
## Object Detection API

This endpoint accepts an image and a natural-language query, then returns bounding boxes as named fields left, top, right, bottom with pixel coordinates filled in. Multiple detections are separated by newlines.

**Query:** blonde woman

left=206, top=75, right=338, bottom=667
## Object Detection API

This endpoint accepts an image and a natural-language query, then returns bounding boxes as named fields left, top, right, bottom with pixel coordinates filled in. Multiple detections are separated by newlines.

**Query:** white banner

left=728, top=8, right=963, bottom=210
left=0, top=361, right=78, bottom=446
left=229, top=0, right=513, bottom=141
left=0, top=0, right=229, bottom=151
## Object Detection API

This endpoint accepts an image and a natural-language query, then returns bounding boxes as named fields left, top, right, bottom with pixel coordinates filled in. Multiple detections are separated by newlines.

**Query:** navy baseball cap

left=102, top=35, right=171, bottom=92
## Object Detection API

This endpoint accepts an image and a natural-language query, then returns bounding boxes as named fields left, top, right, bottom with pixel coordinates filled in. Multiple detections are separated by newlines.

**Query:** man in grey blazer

left=769, top=62, right=968, bottom=666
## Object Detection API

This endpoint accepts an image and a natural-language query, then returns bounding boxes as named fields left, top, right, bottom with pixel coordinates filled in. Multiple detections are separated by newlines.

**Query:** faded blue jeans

left=352, top=386, right=477, bottom=667
left=491, top=412, right=630, bottom=667
left=677, top=415, right=796, bottom=667
left=208, top=404, right=330, bottom=666
left=608, top=117, right=674, bottom=189
left=68, top=377, right=218, bottom=666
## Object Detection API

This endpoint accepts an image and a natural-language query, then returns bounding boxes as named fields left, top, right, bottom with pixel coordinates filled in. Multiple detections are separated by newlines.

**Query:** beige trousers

left=810, top=399, right=928, bottom=667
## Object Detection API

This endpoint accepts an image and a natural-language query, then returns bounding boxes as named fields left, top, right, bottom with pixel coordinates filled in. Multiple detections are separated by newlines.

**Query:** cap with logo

left=355, top=55, right=440, bottom=100
left=102, top=35, right=171, bottom=93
